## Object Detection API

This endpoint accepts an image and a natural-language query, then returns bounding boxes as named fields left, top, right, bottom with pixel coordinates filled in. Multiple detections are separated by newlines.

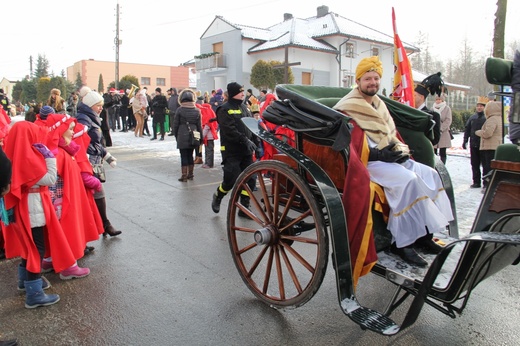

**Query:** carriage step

left=341, top=299, right=400, bottom=335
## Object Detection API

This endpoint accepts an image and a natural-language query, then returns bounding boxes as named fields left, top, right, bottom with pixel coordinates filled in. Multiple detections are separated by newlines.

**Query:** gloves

left=104, top=153, right=117, bottom=168
left=81, top=172, right=102, bottom=192
left=368, top=143, right=405, bottom=163
left=245, top=139, right=257, bottom=152
left=33, top=143, right=54, bottom=159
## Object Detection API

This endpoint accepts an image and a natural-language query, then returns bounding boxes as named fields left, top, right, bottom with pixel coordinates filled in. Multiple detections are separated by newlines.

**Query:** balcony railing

left=195, top=54, right=227, bottom=71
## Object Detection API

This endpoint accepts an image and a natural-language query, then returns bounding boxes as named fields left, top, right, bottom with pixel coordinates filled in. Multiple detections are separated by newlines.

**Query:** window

left=371, top=46, right=380, bottom=56
left=141, top=77, right=150, bottom=85
left=345, top=43, right=355, bottom=58
left=156, top=78, right=165, bottom=86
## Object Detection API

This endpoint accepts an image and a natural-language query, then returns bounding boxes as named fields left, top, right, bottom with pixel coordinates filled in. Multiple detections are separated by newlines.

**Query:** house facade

left=66, top=60, right=191, bottom=93
left=196, top=5, right=419, bottom=95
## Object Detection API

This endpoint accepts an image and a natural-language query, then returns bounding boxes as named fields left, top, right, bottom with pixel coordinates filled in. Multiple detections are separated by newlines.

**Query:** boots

left=103, top=224, right=122, bottom=237
left=238, top=196, right=252, bottom=218
left=17, top=264, right=50, bottom=291
left=178, top=166, right=188, bottom=182
left=211, top=188, right=226, bottom=213
left=187, top=165, right=194, bottom=180
left=24, top=278, right=60, bottom=309
left=194, top=157, right=203, bottom=164
left=95, top=197, right=122, bottom=237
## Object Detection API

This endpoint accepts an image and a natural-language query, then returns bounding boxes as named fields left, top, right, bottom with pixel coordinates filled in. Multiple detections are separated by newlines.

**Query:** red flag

left=392, top=8, right=415, bottom=108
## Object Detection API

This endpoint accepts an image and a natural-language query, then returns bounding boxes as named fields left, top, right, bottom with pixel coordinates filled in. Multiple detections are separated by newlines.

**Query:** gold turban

left=355, top=56, right=383, bottom=80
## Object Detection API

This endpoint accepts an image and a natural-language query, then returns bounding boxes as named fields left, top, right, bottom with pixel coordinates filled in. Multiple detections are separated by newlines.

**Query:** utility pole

left=114, top=2, right=121, bottom=89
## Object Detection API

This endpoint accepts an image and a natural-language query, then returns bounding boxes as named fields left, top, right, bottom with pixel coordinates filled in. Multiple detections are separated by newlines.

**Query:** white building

left=196, top=5, right=418, bottom=95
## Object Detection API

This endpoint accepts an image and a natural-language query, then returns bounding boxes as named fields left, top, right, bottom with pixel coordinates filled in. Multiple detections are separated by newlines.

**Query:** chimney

left=284, top=13, right=293, bottom=21
left=317, top=5, right=329, bottom=18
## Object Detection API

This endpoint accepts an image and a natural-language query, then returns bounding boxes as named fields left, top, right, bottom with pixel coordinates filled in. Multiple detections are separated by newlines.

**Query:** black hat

left=155, top=87, right=162, bottom=93
left=247, top=88, right=253, bottom=94
left=415, top=72, right=445, bottom=97
left=227, top=82, right=244, bottom=99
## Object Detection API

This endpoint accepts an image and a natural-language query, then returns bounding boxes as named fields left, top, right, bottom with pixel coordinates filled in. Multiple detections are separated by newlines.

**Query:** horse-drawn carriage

left=225, top=59, right=520, bottom=335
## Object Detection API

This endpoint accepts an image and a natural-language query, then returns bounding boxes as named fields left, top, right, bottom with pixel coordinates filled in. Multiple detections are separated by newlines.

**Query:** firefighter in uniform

left=211, top=82, right=257, bottom=214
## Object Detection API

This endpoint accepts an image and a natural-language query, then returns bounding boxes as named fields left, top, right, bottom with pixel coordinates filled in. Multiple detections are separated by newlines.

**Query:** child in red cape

left=2, top=121, right=64, bottom=308
left=197, top=103, right=218, bottom=168
left=42, top=114, right=103, bottom=280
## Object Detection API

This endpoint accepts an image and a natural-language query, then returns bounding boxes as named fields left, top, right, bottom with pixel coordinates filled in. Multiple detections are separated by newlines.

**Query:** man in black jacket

left=462, top=97, right=488, bottom=188
left=211, top=82, right=257, bottom=215
left=150, top=88, right=168, bottom=141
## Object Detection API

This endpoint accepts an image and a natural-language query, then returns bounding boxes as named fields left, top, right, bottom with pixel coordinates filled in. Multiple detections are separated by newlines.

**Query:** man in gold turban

left=333, top=56, right=453, bottom=268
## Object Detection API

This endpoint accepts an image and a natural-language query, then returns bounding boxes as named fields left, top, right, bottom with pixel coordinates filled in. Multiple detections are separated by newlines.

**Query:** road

left=0, top=130, right=519, bottom=345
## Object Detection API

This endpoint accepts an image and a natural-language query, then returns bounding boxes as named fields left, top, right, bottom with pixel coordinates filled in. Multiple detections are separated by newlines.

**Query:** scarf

left=433, top=101, right=446, bottom=114
left=333, top=88, right=402, bottom=150
left=181, top=101, right=195, bottom=108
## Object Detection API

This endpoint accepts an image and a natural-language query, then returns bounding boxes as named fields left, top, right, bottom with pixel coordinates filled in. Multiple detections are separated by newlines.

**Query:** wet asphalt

left=0, top=132, right=519, bottom=346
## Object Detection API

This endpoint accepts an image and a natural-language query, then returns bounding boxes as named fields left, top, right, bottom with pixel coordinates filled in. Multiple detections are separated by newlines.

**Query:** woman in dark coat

left=172, top=89, right=202, bottom=182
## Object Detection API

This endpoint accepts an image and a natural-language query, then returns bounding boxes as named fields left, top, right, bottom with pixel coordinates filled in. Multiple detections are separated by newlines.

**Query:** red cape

left=50, top=146, right=103, bottom=260
left=2, top=121, right=73, bottom=273
left=45, top=114, right=104, bottom=260
left=197, top=103, right=218, bottom=144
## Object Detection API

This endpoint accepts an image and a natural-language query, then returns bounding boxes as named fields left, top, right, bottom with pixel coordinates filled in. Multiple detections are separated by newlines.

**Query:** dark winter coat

left=172, top=106, right=202, bottom=150
left=151, top=94, right=168, bottom=122
left=463, top=111, right=486, bottom=148
left=167, top=93, right=180, bottom=114
left=76, top=103, right=108, bottom=164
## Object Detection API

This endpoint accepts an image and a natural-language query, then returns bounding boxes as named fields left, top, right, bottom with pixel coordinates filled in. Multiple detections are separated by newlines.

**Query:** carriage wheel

left=227, top=160, right=328, bottom=309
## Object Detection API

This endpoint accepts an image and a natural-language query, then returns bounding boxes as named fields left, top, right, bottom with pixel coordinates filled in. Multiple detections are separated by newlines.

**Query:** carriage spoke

left=280, top=242, right=316, bottom=273
left=281, top=235, right=319, bottom=245
left=279, top=246, right=303, bottom=293
left=274, top=245, right=285, bottom=300
left=237, top=242, right=258, bottom=256
left=245, top=244, right=269, bottom=277
left=262, top=247, right=275, bottom=294
left=239, top=180, right=269, bottom=225
left=272, top=172, right=281, bottom=224
left=279, top=209, right=313, bottom=233
left=256, top=171, right=274, bottom=223
left=276, top=186, right=299, bottom=228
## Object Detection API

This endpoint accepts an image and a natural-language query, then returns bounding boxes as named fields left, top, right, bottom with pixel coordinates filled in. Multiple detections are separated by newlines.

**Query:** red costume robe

left=45, top=114, right=103, bottom=263
left=2, top=121, right=73, bottom=273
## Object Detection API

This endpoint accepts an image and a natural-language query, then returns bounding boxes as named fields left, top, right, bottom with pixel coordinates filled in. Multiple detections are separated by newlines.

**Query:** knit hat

left=83, top=91, right=104, bottom=107
left=415, top=72, right=445, bottom=97
left=227, top=82, right=244, bottom=99
left=155, top=87, right=162, bottom=93
left=355, top=56, right=383, bottom=80
left=79, top=86, right=91, bottom=98
left=39, top=106, right=55, bottom=120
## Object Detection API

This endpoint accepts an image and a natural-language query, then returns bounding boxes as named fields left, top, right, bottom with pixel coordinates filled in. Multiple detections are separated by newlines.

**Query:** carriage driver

left=333, top=56, right=454, bottom=267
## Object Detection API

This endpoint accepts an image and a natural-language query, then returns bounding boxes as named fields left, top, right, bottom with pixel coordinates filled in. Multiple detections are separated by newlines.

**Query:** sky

left=1, top=0, right=519, bottom=81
